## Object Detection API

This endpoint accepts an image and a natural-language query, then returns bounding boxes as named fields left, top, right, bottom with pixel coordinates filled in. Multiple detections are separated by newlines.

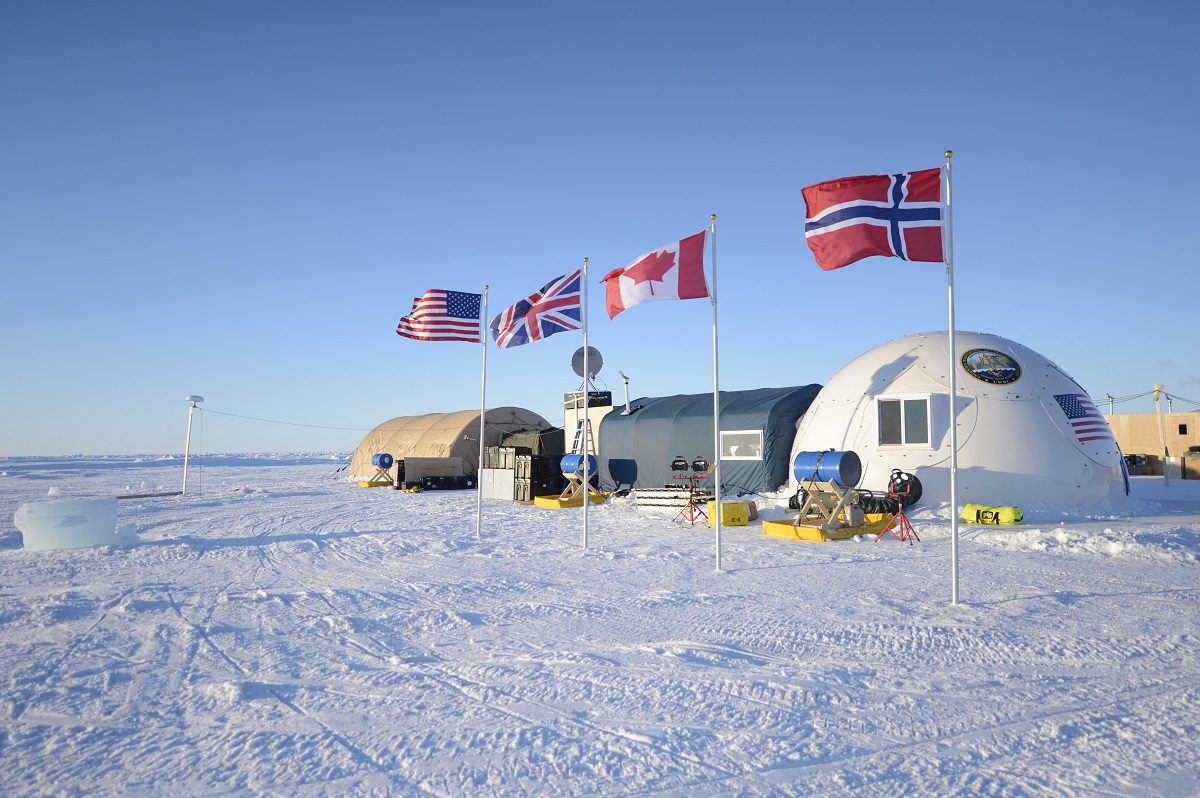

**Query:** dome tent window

left=721, top=430, right=764, bottom=460
left=878, top=397, right=930, bottom=446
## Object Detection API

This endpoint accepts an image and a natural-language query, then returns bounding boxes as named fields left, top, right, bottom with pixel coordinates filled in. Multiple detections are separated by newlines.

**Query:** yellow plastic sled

left=532, top=493, right=611, bottom=509
left=762, top=513, right=894, bottom=542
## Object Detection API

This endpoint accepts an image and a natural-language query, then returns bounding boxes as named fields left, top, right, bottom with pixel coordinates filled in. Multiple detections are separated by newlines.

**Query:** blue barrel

left=793, top=450, right=861, bottom=487
left=371, top=452, right=394, bottom=470
left=560, top=454, right=598, bottom=476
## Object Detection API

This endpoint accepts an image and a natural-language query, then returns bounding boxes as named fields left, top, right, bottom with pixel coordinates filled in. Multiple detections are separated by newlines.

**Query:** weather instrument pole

left=477, top=286, right=489, bottom=538
left=183, top=395, right=204, bottom=495
left=944, top=151, right=961, bottom=605
left=709, top=214, right=722, bottom=572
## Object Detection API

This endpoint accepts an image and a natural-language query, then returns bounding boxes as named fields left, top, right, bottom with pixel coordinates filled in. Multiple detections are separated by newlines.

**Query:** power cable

left=197, top=407, right=372, bottom=432
left=1163, top=393, right=1200, bottom=408
left=1104, top=391, right=1155, bottom=404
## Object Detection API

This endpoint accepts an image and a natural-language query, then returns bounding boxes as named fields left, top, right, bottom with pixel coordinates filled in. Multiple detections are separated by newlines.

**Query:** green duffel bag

left=960, top=503, right=1023, bottom=525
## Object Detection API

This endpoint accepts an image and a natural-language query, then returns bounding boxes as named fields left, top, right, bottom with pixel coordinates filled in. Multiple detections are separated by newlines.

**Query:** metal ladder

left=570, top=418, right=595, bottom=455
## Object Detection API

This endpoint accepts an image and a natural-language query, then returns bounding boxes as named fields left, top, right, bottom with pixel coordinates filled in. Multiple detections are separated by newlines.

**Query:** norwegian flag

left=1053, top=393, right=1115, bottom=444
left=490, top=270, right=582, bottom=348
left=802, top=168, right=944, bottom=271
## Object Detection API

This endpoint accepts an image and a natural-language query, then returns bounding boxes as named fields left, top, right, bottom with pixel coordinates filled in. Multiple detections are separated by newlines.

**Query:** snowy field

left=2, top=454, right=1199, bottom=797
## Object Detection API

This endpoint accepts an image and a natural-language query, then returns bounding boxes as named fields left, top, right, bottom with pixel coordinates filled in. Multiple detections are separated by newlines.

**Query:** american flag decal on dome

left=1053, top=393, right=1114, bottom=444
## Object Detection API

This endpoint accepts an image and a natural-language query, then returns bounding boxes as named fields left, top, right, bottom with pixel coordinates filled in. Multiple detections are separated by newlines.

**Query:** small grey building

left=598, top=385, right=822, bottom=494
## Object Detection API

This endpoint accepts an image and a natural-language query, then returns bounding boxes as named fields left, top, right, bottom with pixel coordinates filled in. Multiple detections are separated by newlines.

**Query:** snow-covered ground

left=2, top=455, right=1198, bottom=797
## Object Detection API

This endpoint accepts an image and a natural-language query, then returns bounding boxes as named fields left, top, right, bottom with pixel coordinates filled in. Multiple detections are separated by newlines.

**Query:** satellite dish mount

left=571, top=346, right=603, bottom=391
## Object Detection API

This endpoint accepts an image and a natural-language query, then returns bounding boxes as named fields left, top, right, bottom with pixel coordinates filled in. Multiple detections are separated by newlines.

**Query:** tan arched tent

left=349, top=407, right=551, bottom=479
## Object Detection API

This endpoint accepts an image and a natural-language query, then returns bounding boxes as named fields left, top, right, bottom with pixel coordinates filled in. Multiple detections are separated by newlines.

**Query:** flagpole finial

left=711, top=213, right=717, bottom=221
left=583, top=257, right=588, bottom=264
left=945, top=150, right=953, bottom=160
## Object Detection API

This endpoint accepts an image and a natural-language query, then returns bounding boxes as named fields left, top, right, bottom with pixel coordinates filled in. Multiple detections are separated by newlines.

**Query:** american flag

left=396, top=289, right=482, bottom=343
left=490, top=270, right=582, bottom=348
left=1053, top=393, right=1114, bottom=444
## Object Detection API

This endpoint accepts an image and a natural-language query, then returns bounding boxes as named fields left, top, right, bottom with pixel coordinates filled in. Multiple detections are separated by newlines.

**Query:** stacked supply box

left=480, top=468, right=516, bottom=500
left=480, top=448, right=565, bottom=500
left=401, top=457, right=464, bottom=489
left=515, top=477, right=558, bottom=502
left=480, top=447, right=537, bottom=500
left=421, top=475, right=476, bottom=491
left=514, top=454, right=562, bottom=500
left=484, top=446, right=532, bottom=470
left=514, top=454, right=553, bottom=479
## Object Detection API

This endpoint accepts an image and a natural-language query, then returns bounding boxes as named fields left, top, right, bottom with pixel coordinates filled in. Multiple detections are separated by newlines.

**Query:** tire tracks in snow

left=631, top=669, right=1200, bottom=797
left=254, top=528, right=743, bottom=783
left=7, top=583, right=143, bottom=725
left=151, top=500, right=425, bottom=795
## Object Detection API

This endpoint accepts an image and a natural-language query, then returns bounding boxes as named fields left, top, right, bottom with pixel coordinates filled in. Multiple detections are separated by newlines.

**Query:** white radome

left=789, top=331, right=1126, bottom=506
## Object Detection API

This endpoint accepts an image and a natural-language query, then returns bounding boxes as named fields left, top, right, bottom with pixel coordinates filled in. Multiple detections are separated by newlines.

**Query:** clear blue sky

left=3, top=1, right=1197, bottom=456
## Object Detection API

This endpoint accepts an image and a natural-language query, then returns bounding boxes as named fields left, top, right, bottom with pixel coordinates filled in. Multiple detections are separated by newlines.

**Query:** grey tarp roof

left=597, top=385, right=822, bottom=494
left=499, top=427, right=566, bottom=458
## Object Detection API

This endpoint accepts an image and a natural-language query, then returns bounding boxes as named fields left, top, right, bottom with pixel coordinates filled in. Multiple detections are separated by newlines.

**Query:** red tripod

left=673, top=472, right=709, bottom=526
left=876, top=472, right=920, bottom=544
left=877, top=502, right=919, bottom=544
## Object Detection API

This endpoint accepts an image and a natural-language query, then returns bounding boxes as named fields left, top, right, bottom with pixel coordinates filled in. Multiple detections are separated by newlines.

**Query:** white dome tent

left=789, top=331, right=1127, bottom=507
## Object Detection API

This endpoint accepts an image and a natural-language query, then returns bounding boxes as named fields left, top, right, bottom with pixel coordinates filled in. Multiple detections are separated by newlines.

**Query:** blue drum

left=793, top=450, right=861, bottom=487
left=371, top=453, right=394, bottom=470
left=560, top=453, right=598, bottom=476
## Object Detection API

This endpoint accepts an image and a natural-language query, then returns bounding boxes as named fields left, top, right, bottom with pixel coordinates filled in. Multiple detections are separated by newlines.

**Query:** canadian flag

left=601, top=230, right=709, bottom=319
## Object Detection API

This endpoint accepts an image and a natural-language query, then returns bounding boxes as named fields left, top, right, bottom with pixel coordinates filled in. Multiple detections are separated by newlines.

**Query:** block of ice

left=14, top=497, right=119, bottom=551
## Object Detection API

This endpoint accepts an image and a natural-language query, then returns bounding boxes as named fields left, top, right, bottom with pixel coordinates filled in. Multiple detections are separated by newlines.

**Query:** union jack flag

left=1053, top=393, right=1115, bottom=444
left=802, top=168, right=944, bottom=271
left=490, top=270, right=582, bottom=348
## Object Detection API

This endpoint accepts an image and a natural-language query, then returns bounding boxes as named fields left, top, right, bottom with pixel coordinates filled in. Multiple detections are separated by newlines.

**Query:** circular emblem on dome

left=961, top=348, right=1021, bottom=385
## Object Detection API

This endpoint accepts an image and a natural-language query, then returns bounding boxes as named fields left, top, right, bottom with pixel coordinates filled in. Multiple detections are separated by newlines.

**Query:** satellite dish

left=571, top=346, right=603, bottom=378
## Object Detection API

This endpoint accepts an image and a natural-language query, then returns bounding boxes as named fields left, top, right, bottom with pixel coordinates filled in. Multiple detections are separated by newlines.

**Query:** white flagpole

left=582, top=258, right=590, bottom=551
left=944, top=151, right=960, bottom=604
left=710, top=214, right=722, bottom=572
left=477, top=286, right=489, bottom=538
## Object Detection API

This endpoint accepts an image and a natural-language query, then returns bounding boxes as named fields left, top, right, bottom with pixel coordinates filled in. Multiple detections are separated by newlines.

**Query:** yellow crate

left=706, top=500, right=750, bottom=526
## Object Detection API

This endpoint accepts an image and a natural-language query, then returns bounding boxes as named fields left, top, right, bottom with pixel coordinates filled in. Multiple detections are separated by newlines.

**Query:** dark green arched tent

left=597, top=385, right=822, bottom=494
